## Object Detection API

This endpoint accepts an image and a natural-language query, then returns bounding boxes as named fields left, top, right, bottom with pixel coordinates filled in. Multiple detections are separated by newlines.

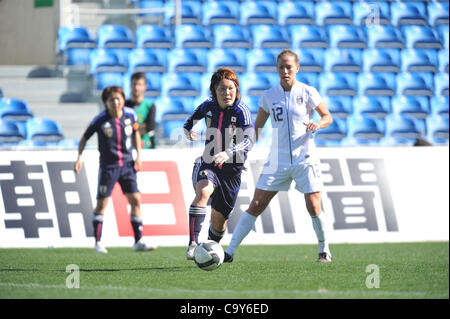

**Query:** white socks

left=225, top=211, right=256, bottom=256
left=311, top=213, right=330, bottom=255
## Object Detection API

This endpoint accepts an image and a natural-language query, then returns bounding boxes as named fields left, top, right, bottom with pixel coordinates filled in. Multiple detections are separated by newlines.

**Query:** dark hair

left=101, top=86, right=126, bottom=106
left=130, top=72, right=147, bottom=83
left=277, top=49, right=300, bottom=65
left=209, top=67, right=241, bottom=101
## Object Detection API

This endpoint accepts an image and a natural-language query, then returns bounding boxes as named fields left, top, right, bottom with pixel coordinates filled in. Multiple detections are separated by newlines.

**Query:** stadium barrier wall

left=0, top=146, right=448, bottom=248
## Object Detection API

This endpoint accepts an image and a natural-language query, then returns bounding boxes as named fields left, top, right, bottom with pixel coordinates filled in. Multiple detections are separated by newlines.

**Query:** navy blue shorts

left=97, top=161, right=139, bottom=199
left=192, top=158, right=241, bottom=219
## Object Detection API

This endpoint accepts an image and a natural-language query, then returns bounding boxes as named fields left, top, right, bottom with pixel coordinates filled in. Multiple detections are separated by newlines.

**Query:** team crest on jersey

left=200, top=170, right=208, bottom=176
left=296, top=97, right=303, bottom=104
left=231, top=116, right=237, bottom=123
left=103, top=122, right=113, bottom=138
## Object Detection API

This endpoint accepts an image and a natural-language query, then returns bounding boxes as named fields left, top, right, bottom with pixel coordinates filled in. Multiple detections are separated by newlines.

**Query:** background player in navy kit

left=183, top=67, right=254, bottom=260
left=74, top=86, right=155, bottom=253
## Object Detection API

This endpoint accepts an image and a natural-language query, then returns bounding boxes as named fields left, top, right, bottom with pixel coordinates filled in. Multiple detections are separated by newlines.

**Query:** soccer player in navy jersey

left=183, top=67, right=254, bottom=260
left=74, top=86, right=155, bottom=253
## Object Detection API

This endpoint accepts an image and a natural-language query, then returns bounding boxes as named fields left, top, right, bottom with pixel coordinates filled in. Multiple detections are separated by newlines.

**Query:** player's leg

left=208, top=209, right=227, bottom=243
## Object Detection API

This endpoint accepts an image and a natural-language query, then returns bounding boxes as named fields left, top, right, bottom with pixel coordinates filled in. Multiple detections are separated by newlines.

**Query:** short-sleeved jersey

left=259, top=81, right=323, bottom=166
left=125, top=99, right=156, bottom=149
left=83, top=107, right=139, bottom=168
left=184, top=98, right=254, bottom=175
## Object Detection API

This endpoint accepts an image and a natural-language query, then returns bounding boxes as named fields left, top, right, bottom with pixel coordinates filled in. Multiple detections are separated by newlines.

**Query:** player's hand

left=74, top=159, right=83, bottom=174
left=185, top=130, right=198, bottom=141
left=212, top=151, right=230, bottom=167
left=134, top=158, right=142, bottom=172
left=303, top=122, right=320, bottom=133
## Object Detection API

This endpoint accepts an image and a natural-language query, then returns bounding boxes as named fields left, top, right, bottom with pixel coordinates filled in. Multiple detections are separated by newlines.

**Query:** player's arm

left=74, top=136, right=88, bottom=174
left=254, top=107, right=270, bottom=141
left=183, top=103, right=205, bottom=141
left=304, top=102, right=333, bottom=133
left=133, top=123, right=142, bottom=172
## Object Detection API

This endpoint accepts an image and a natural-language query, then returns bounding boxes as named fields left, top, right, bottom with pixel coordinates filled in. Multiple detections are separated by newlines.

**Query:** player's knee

left=248, top=199, right=266, bottom=216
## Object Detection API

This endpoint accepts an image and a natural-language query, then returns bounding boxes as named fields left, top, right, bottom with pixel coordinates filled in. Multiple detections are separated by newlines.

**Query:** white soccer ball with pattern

left=194, top=240, right=225, bottom=271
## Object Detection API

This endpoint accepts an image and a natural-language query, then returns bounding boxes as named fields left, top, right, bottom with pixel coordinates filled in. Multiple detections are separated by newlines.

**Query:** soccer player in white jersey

left=224, top=49, right=334, bottom=263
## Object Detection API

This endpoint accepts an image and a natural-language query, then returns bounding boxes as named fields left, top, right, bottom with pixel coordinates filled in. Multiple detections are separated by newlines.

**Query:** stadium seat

left=128, top=48, right=165, bottom=73
left=0, top=97, right=34, bottom=122
left=391, top=95, right=429, bottom=120
left=153, top=96, right=191, bottom=123
left=212, top=24, right=251, bottom=49
left=0, top=119, right=25, bottom=145
left=240, top=95, right=260, bottom=114
left=25, top=117, right=64, bottom=143
left=390, top=1, right=427, bottom=27
left=352, top=1, right=390, bottom=26
left=123, top=72, right=161, bottom=98
left=362, top=48, right=401, bottom=73
left=438, top=49, right=449, bottom=73
left=357, top=72, right=396, bottom=96
left=318, top=72, right=357, bottom=96
left=247, top=49, right=277, bottom=73
left=135, top=25, right=172, bottom=49
left=352, top=96, right=391, bottom=119
left=437, top=25, right=449, bottom=49
left=296, top=72, right=319, bottom=88
left=426, top=114, right=449, bottom=145
left=323, top=48, right=362, bottom=72
left=200, top=72, right=214, bottom=97
left=160, top=73, right=199, bottom=97
left=137, top=0, right=164, bottom=20
left=430, top=95, right=449, bottom=118
left=314, top=117, right=347, bottom=147
left=321, top=96, right=352, bottom=119
left=162, top=119, right=187, bottom=139
left=175, top=24, right=212, bottom=48
left=381, top=114, right=422, bottom=146
left=240, top=72, right=273, bottom=96
left=400, top=49, right=438, bottom=73
left=94, top=72, right=125, bottom=91
left=167, top=48, right=205, bottom=73
left=343, top=114, right=384, bottom=146
left=277, top=1, right=314, bottom=26
left=365, top=25, right=404, bottom=49
left=202, top=1, right=239, bottom=25
left=58, top=26, right=96, bottom=66
left=402, top=25, right=442, bottom=49
left=327, top=25, right=366, bottom=49
left=434, top=73, right=449, bottom=96
left=428, top=1, right=449, bottom=26
left=249, top=24, right=290, bottom=49
left=288, top=24, right=328, bottom=49
left=164, top=1, right=201, bottom=25
left=240, top=1, right=277, bottom=25
left=207, top=48, right=245, bottom=73
left=293, top=48, right=324, bottom=73
left=89, top=49, right=126, bottom=75
left=396, top=72, right=434, bottom=96
left=97, top=24, right=134, bottom=49
left=315, top=1, right=352, bottom=26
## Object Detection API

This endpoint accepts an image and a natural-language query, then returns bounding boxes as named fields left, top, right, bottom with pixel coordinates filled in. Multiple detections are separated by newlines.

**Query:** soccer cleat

left=317, top=252, right=332, bottom=262
left=223, top=252, right=233, bottom=263
left=132, top=239, right=156, bottom=252
left=94, top=242, right=108, bottom=254
left=186, top=242, right=197, bottom=260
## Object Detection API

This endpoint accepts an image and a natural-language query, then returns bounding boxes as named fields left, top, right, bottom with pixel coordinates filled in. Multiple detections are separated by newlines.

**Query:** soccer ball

left=194, top=240, right=225, bottom=271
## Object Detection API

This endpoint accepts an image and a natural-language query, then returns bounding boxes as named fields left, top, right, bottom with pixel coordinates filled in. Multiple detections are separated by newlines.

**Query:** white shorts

left=255, top=162, right=323, bottom=194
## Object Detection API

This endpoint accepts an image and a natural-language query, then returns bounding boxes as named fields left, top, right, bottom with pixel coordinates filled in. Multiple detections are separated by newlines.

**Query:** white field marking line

left=0, top=282, right=443, bottom=298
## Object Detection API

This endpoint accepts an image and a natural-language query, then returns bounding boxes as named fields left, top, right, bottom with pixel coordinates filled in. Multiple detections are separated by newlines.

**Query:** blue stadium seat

left=296, top=72, right=319, bottom=88
left=249, top=24, right=290, bottom=49
left=314, top=118, right=347, bottom=147
left=327, top=25, right=366, bottom=49
left=95, top=72, right=125, bottom=91
left=207, top=48, right=245, bottom=73
left=137, top=0, right=164, bottom=19
left=428, top=1, right=449, bottom=26
left=277, top=1, right=314, bottom=26
left=365, top=25, right=404, bottom=49
left=362, top=48, right=401, bottom=73
left=123, top=72, right=161, bottom=98
left=391, top=95, right=429, bottom=119
left=212, top=24, right=251, bottom=49
left=247, top=49, right=277, bottom=73
left=438, top=49, right=449, bottom=73
left=175, top=24, right=212, bottom=48
left=143, top=48, right=170, bottom=70
left=352, top=96, right=391, bottom=119
left=240, top=72, right=272, bottom=96
left=352, top=1, right=390, bottom=26
left=430, top=95, right=449, bottom=118
left=343, top=114, right=384, bottom=146
left=97, top=24, right=134, bottom=49
left=323, top=48, right=362, bottom=72
left=58, top=26, right=96, bottom=66
left=164, top=1, right=201, bottom=25
left=381, top=114, right=422, bottom=146
left=390, top=1, right=427, bottom=27
left=400, top=49, right=438, bottom=73
left=128, top=48, right=165, bottom=73
left=357, top=72, right=396, bottom=96
left=315, top=1, right=352, bottom=26
left=434, top=73, right=450, bottom=96
left=0, top=97, right=34, bottom=122
left=0, top=119, right=25, bottom=145
left=288, top=24, right=328, bottom=49
left=154, top=96, right=191, bottom=123
left=240, top=1, right=277, bottom=25
left=200, top=72, right=214, bottom=97
left=135, top=24, right=172, bottom=49
left=160, top=73, right=199, bottom=96
left=162, top=119, right=187, bottom=139
left=167, top=48, right=205, bottom=73
left=202, top=1, right=239, bottom=25
left=241, top=95, right=260, bottom=114
left=25, top=117, right=64, bottom=143
left=402, top=25, right=442, bottom=49
left=89, top=49, right=126, bottom=75
left=291, top=48, right=324, bottom=73
left=396, top=72, right=434, bottom=96
left=426, top=114, right=449, bottom=145
left=321, top=96, right=352, bottom=119
left=318, top=72, right=357, bottom=96
left=437, top=25, right=449, bottom=49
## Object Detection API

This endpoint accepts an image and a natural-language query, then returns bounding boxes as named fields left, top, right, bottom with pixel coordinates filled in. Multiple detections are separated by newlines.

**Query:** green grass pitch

left=0, top=242, right=448, bottom=299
